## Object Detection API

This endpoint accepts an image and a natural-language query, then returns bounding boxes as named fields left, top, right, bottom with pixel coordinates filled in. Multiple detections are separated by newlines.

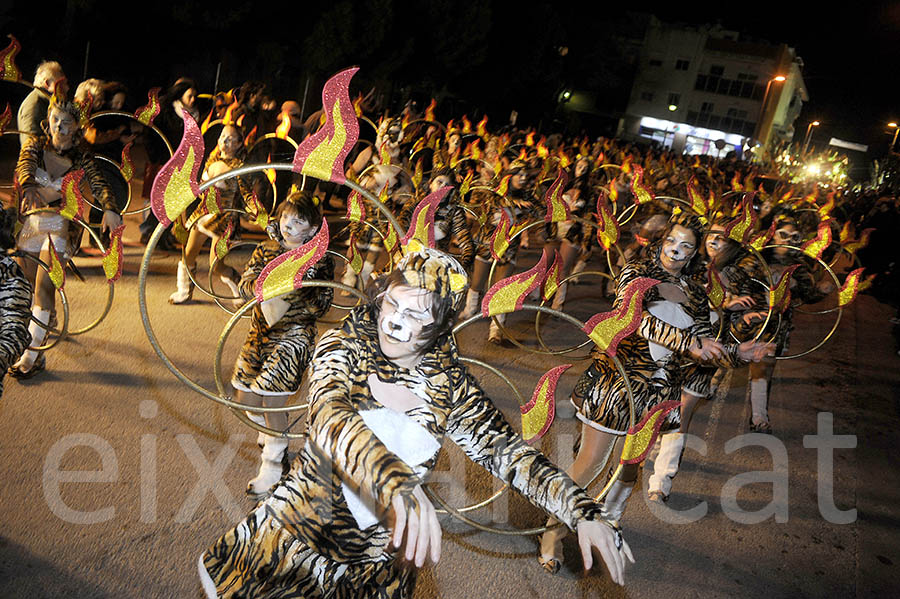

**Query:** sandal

left=648, top=490, right=669, bottom=504
left=538, top=530, right=563, bottom=574
left=749, top=419, right=773, bottom=434
left=9, top=353, right=46, bottom=379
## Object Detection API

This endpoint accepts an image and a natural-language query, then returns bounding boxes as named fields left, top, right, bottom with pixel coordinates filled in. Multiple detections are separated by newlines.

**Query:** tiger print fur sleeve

left=306, top=329, right=423, bottom=514
left=617, top=263, right=701, bottom=355
left=14, top=136, right=43, bottom=192
left=0, top=255, right=33, bottom=393
left=445, top=373, right=603, bottom=531
left=73, top=149, right=116, bottom=212
left=237, top=242, right=270, bottom=300
left=448, top=204, right=475, bottom=272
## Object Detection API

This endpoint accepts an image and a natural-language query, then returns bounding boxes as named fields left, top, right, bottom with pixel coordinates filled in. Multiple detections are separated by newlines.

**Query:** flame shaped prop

left=842, top=228, right=874, bottom=256
left=346, top=233, right=363, bottom=274
left=838, top=267, right=865, bottom=307
left=461, top=115, right=472, bottom=134
left=412, top=158, right=424, bottom=191
left=46, top=235, right=65, bottom=289
left=801, top=222, right=833, bottom=260
left=818, top=193, right=835, bottom=219
left=839, top=221, right=852, bottom=243
left=459, top=171, right=473, bottom=197
left=58, top=170, right=85, bottom=222
left=0, top=103, right=12, bottom=134
left=292, top=68, right=360, bottom=184
left=476, top=115, right=488, bottom=137
left=687, top=177, right=708, bottom=216
left=536, top=137, right=549, bottom=159
left=769, top=264, right=800, bottom=314
left=481, top=249, right=550, bottom=318
left=496, top=174, right=512, bottom=197
left=619, top=401, right=682, bottom=464
left=246, top=191, right=269, bottom=230
left=424, top=98, right=436, bottom=122
left=101, top=225, right=126, bottom=283
left=749, top=220, right=776, bottom=251
left=521, top=364, right=572, bottom=444
left=134, top=88, right=161, bottom=126
left=171, top=219, right=189, bottom=245
left=255, top=219, right=330, bottom=303
left=595, top=194, right=620, bottom=251
left=74, top=91, right=93, bottom=129
left=706, top=266, right=726, bottom=310
left=0, top=35, right=22, bottom=82
left=215, top=220, right=234, bottom=261
left=401, top=187, right=448, bottom=252
left=725, top=196, right=757, bottom=243
left=346, top=190, right=366, bottom=223
left=490, top=209, right=512, bottom=261
left=542, top=249, right=562, bottom=302
left=199, top=107, right=214, bottom=134
left=120, top=142, right=134, bottom=183
left=150, top=113, right=203, bottom=226
left=583, top=277, right=659, bottom=356
left=731, top=172, right=743, bottom=192
left=630, top=165, right=655, bottom=205
left=525, top=131, right=535, bottom=146
left=543, top=169, right=570, bottom=223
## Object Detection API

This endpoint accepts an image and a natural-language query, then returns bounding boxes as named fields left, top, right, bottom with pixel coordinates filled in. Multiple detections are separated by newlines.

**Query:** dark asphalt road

left=1, top=211, right=898, bottom=598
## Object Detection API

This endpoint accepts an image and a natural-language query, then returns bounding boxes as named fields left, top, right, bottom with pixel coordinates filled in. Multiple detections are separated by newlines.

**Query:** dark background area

left=1, top=0, right=897, bottom=155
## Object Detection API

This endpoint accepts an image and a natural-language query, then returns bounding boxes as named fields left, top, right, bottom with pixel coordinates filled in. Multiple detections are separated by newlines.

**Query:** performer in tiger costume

left=199, top=247, right=632, bottom=597
left=11, top=96, right=121, bottom=377
left=0, top=208, right=34, bottom=396
left=231, top=191, right=334, bottom=497
left=538, top=212, right=774, bottom=573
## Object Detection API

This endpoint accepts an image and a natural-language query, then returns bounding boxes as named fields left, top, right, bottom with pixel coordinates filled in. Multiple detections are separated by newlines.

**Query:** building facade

left=619, top=16, right=808, bottom=158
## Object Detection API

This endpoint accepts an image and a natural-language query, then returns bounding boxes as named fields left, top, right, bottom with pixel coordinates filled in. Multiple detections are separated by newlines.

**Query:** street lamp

left=753, top=75, right=787, bottom=152
left=888, top=122, right=899, bottom=151
left=802, top=120, right=820, bottom=154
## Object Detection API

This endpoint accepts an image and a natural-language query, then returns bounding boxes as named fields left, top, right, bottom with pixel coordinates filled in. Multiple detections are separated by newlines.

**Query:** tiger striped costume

left=231, top=239, right=334, bottom=396
left=187, top=150, right=255, bottom=237
left=572, top=245, right=746, bottom=435
left=203, top=303, right=608, bottom=598
left=0, top=254, right=33, bottom=396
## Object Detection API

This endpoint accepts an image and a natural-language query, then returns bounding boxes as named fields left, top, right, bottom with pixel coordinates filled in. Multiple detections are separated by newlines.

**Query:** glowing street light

left=802, top=120, right=820, bottom=155
left=888, top=122, right=899, bottom=151
left=668, top=104, right=678, bottom=112
left=753, top=75, right=788, bottom=152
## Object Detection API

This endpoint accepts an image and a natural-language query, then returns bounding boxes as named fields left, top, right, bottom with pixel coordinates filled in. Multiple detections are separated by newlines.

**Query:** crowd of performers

left=0, top=56, right=890, bottom=597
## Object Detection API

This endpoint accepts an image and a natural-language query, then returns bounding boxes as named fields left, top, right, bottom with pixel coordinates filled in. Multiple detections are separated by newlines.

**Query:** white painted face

left=773, top=222, right=800, bottom=256
left=377, top=284, right=435, bottom=364
left=447, top=133, right=461, bottom=153
left=659, top=224, right=697, bottom=275
left=575, top=158, right=590, bottom=178
left=48, top=106, right=76, bottom=150
left=279, top=209, right=317, bottom=249
left=217, top=126, right=242, bottom=159
left=704, top=226, right=728, bottom=260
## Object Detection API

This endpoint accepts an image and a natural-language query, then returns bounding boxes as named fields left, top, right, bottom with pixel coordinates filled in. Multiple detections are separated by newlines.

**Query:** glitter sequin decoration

left=0, top=104, right=12, bottom=134
left=47, top=235, right=66, bottom=290
left=596, top=193, right=619, bottom=251
left=134, top=88, right=161, bottom=127
left=481, top=248, right=550, bottom=318
left=292, top=68, right=360, bottom=184
left=543, top=169, right=570, bottom=223
left=620, top=400, right=681, bottom=464
left=401, top=187, right=447, bottom=250
left=0, top=35, right=22, bottom=82
left=583, top=277, right=659, bottom=357
left=801, top=222, right=833, bottom=259
left=706, top=266, right=726, bottom=310
left=521, top=364, right=571, bottom=443
left=102, top=225, right=125, bottom=283
left=255, top=220, right=329, bottom=303
left=630, top=165, right=655, bottom=206
left=150, top=112, right=203, bottom=226
left=58, top=170, right=85, bottom=222
left=542, top=250, right=562, bottom=303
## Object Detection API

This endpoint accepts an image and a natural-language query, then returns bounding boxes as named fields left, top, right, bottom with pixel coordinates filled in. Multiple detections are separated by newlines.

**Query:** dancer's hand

left=576, top=520, right=634, bottom=585
left=101, top=210, right=122, bottom=234
left=737, top=340, right=775, bottom=362
left=741, top=311, right=767, bottom=326
left=688, top=337, right=725, bottom=361
left=724, top=294, right=755, bottom=310
left=390, top=484, right=441, bottom=567
left=21, top=187, right=44, bottom=212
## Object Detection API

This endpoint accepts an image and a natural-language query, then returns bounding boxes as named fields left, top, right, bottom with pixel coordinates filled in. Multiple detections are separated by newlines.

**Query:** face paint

left=218, top=126, right=242, bottom=159
left=48, top=107, right=76, bottom=150
left=705, top=227, right=727, bottom=259
left=377, top=285, right=435, bottom=366
left=659, top=224, right=697, bottom=275
left=279, top=210, right=316, bottom=249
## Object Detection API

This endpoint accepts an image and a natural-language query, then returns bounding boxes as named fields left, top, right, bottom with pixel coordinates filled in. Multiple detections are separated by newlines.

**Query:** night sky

left=1, top=0, right=897, bottom=155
